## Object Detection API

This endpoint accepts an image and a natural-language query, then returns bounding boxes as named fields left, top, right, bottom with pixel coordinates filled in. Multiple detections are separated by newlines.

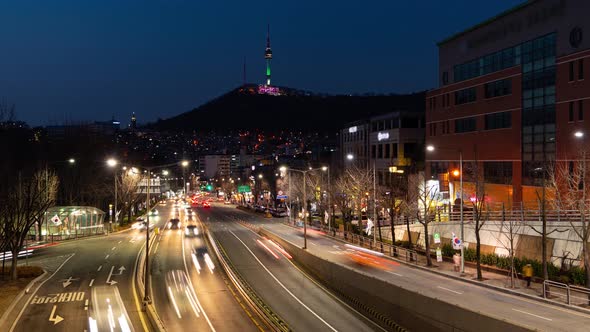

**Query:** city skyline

left=0, top=0, right=522, bottom=126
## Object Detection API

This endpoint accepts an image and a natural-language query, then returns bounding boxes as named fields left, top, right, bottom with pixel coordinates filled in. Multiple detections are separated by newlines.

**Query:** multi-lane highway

left=149, top=200, right=259, bottom=332
left=194, top=203, right=385, bottom=332
left=206, top=203, right=590, bottom=332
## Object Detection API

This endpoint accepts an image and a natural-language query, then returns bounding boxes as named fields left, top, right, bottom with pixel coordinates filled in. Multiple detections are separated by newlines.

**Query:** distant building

left=425, top=0, right=590, bottom=204
left=46, top=119, right=120, bottom=141
left=199, top=155, right=231, bottom=179
left=340, top=110, right=425, bottom=181
left=130, top=112, right=137, bottom=130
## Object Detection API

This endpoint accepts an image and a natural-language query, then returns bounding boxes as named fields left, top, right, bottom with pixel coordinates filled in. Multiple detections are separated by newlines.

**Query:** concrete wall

left=260, top=228, right=532, bottom=332
left=379, top=221, right=584, bottom=267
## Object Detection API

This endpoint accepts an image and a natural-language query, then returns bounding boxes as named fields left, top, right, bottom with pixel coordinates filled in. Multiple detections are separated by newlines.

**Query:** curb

left=0, top=270, right=48, bottom=328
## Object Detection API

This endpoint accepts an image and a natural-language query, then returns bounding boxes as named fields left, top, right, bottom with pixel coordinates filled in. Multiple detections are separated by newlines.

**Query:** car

left=150, top=209, right=159, bottom=216
left=136, top=216, right=145, bottom=222
left=184, top=224, right=198, bottom=237
left=351, top=214, right=368, bottom=226
left=88, top=286, right=134, bottom=332
left=254, top=205, right=267, bottom=213
left=271, top=209, right=289, bottom=217
left=224, top=200, right=231, bottom=205
left=168, top=218, right=181, bottom=229
left=203, top=202, right=211, bottom=208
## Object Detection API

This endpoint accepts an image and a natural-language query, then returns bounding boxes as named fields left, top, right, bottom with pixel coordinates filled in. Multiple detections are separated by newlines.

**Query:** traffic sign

left=277, top=195, right=288, bottom=199
left=238, top=185, right=251, bottom=193
left=436, top=248, right=443, bottom=262
left=434, top=233, right=441, bottom=244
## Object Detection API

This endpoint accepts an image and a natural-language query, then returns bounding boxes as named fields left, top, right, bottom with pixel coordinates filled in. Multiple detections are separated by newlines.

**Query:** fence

left=543, top=280, right=590, bottom=306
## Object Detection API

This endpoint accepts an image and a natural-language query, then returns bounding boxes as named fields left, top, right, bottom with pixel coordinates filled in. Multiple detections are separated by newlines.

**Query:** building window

left=384, top=144, right=390, bottom=159
left=454, top=117, right=477, bottom=133
left=371, top=145, right=376, bottom=158
left=580, top=59, right=585, bottom=80
left=569, top=102, right=574, bottom=121
left=570, top=61, right=575, bottom=81
left=378, top=144, right=383, bottom=159
left=484, top=162, right=513, bottom=184
left=455, top=87, right=476, bottom=105
left=580, top=100, right=584, bottom=121
left=485, top=111, right=511, bottom=130
left=403, top=143, right=417, bottom=160
left=484, top=78, right=512, bottom=98
left=391, top=143, right=398, bottom=158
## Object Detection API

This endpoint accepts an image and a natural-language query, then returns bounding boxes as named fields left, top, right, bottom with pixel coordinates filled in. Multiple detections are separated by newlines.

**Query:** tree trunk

left=584, top=242, right=590, bottom=304
left=476, top=227, right=482, bottom=280
left=405, top=216, right=412, bottom=249
left=10, top=248, right=18, bottom=280
left=390, top=210, right=397, bottom=256
left=424, top=223, right=432, bottom=266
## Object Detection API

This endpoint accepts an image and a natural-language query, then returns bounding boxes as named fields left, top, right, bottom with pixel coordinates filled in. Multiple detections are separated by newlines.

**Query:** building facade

left=426, top=0, right=590, bottom=204
left=341, top=110, right=425, bottom=182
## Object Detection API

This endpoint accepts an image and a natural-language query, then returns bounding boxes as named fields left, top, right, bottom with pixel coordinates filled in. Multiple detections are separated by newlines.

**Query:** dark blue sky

left=0, top=0, right=523, bottom=126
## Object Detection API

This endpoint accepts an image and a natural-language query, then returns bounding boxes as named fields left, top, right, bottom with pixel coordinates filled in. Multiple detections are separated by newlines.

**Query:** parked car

left=254, top=205, right=267, bottom=213
left=271, top=208, right=288, bottom=217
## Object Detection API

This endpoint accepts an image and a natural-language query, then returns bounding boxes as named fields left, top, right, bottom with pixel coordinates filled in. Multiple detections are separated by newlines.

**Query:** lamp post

left=427, top=145, right=464, bottom=274
left=283, top=166, right=327, bottom=249
left=106, top=158, right=118, bottom=231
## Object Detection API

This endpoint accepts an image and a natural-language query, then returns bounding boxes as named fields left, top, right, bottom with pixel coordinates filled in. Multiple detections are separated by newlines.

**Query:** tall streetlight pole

left=283, top=166, right=327, bottom=249
left=106, top=158, right=118, bottom=233
left=427, top=145, right=464, bottom=273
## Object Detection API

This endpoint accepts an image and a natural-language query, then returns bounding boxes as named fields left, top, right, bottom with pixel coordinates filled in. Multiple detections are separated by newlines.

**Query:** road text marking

left=32, top=292, right=85, bottom=305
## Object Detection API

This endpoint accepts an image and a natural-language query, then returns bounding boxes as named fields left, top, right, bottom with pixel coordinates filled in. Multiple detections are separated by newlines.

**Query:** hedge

left=440, top=243, right=586, bottom=286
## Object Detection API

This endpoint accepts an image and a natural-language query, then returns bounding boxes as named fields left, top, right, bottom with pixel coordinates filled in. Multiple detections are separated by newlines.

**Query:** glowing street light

left=575, top=131, right=584, bottom=138
left=106, top=158, right=118, bottom=168
left=68, top=158, right=76, bottom=164
left=426, top=145, right=435, bottom=152
left=346, top=153, right=354, bottom=160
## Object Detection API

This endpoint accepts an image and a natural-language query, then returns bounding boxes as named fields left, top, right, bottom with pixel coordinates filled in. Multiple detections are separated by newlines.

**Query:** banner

left=451, top=232, right=463, bottom=250
left=366, top=218, right=374, bottom=236
left=324, top=210, right=329, bottom=224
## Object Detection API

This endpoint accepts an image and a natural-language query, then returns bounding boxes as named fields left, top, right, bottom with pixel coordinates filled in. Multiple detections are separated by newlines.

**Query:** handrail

left=542, top=280, right=590, bottom=305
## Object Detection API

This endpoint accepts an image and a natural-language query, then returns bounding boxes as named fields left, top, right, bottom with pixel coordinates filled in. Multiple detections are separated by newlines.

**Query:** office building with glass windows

left=425, top=0, right=590, bottom=204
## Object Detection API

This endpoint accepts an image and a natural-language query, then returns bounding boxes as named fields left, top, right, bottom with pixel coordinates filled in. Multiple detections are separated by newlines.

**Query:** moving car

left=88, top=286, right=134, bottom=332
left=184, top=224, right=198, bottom=237
left=165, top=270, right=200, bottom=319
left=203, top=201, right=211, bottom=208
left=168, top=218, right=181, bottom=229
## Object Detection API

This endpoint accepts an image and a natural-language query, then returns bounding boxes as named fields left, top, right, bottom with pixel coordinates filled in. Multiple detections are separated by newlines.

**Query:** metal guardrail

left=543, top=280, right=590, bottom=306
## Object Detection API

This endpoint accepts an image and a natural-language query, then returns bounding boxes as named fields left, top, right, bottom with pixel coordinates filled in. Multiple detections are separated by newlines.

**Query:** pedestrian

left=453, top=253, right=461, bottom=272
left=522, top=263, right=533, bottom=288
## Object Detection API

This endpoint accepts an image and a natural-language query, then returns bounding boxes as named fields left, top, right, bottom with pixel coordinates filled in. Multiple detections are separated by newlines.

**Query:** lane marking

left=512, top=308, right=553, bottom=321
left=229, top=230, right=338, bottom=332
left=131, top=241, right=150, bottom=332
left=97, top=265, right=102, bottom=272
left=437, top=286, right=463, bottom=295
left=118, top=241, right=122, bottom=244
left=387, top=271, right=403, bottom=277
left=84, top=299, right=89, bottom=311
left=89, top=279, right=94, bottom=287
left=181, top=223, right=217, bottom=331
left=112, top=247, right=116, bottom=251
left=105, top=254, right=109, bottom=260
left=9, top=254, right=75, bottom=332
left=152, top=240, right=160, bottom=255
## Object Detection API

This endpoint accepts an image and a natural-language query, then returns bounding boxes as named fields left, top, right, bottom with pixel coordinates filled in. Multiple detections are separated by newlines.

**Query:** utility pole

left=144, top=168, right=151, bottom=306
left=303, top=171, right=307, bottom=249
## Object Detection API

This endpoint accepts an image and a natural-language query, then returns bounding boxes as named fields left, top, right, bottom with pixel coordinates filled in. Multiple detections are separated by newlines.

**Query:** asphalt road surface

left=6, top=213, right=166, bottom=332
left=149, top=201, right=259, bottom=332
left=194, top=203, right=384, bottom=332
left=210, top=204, right=590, bottom=332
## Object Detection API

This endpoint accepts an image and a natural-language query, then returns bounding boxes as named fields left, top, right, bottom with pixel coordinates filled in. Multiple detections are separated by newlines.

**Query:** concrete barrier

left=260, top=228, right=533, bottom=332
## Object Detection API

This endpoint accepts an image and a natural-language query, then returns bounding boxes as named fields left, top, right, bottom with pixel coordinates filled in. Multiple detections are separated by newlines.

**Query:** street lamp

left=68, top=158, right=76, bottom=164
left=106, top=158, right=119, bottom=229
left=346, top=153, right=354, bottom=160
left=426, top=144, right=464, bottom=274
left=284, top=166, right=327, bottom=249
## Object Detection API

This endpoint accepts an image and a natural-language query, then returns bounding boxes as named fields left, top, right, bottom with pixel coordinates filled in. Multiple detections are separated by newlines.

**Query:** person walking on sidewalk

left=522, top=263, right=533, bottom=288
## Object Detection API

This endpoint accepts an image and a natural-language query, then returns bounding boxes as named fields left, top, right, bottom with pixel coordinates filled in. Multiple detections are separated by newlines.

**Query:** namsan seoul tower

left=264, top=24, right=272, bottom=86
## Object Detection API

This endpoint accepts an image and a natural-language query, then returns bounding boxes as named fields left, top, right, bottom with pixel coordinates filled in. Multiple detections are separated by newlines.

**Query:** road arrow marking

left=106, top=266, right=118, bottom=286
left=48, top=305, right=64, bottom=325
left=61, top=277, right=79, bottom=288
left=114, top=266, right=126, bottom=275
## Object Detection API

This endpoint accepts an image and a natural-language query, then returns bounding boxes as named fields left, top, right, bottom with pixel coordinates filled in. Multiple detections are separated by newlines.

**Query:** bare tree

left=548, top=153, right=590, bottom=291
left=490, top=201, right=524, bottom=288
left=0, top=170, right=58, bottom=280
left=345, top=165, right=373, bottom=233
left=117, top=170, right=142, bottom=224
left=406, top=173, right=440, bottom=266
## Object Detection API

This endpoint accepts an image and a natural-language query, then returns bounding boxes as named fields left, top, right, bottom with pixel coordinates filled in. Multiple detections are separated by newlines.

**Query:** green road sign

left=238, top=185, right=251, bottom=193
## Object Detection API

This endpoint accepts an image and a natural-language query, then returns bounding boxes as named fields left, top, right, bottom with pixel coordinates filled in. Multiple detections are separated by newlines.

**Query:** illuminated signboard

left=377, top=132, right=389, bottom=141
left=348, top=126, right=358, bottom=133
left=257, top=85, right=281, bottom=96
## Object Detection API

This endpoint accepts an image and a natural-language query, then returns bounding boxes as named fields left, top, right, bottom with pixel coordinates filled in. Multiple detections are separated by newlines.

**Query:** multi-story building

left=426, top=0, right=590, bottom=204
left=341, top=110, right=425, bottom=182
left=198, top=155, right=231, bottom=180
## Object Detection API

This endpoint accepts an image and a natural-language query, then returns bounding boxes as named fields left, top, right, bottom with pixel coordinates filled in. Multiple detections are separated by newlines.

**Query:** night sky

left=0, top=0, right=523, bottom=126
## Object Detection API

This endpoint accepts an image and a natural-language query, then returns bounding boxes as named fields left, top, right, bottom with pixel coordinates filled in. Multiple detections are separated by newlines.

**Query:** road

left=149, top=201, right=259, bottom=332
left=211, top=204, right=590, bottom=332
left=6, top=215, right=162, bottom=332
left=194, top=203, right=384, bottom=332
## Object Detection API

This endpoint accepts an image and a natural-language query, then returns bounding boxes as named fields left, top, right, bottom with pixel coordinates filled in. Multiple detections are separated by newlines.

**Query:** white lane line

left=118, top=241, right=122, bottom=244
left=181, top=227, right=216, bottom=332
left=105, top=254, right=110, bottom=260
left=153, top=240, right=160, bottom=255
left=89, top=279, right=95, bottom=287
left=229, top=230, right=338, bottom=332
left=9, top=253, right=75, bottom=332
left=84, top=299, right=89, bottom=311
left=310, top=242, right=318, bottom=246
left=512, top=308, right=553, bottom=321
left=97, top=265, right=102, bottom=272
left=437, top=286, right=463, bottom=295
left=112, top=247, right=116, bottom=251
left=387, top=271, right=403, bottom=277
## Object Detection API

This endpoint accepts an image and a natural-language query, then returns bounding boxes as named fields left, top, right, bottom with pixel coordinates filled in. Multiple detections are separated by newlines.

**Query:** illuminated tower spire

left=264, top=24, right=272, bottom=86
